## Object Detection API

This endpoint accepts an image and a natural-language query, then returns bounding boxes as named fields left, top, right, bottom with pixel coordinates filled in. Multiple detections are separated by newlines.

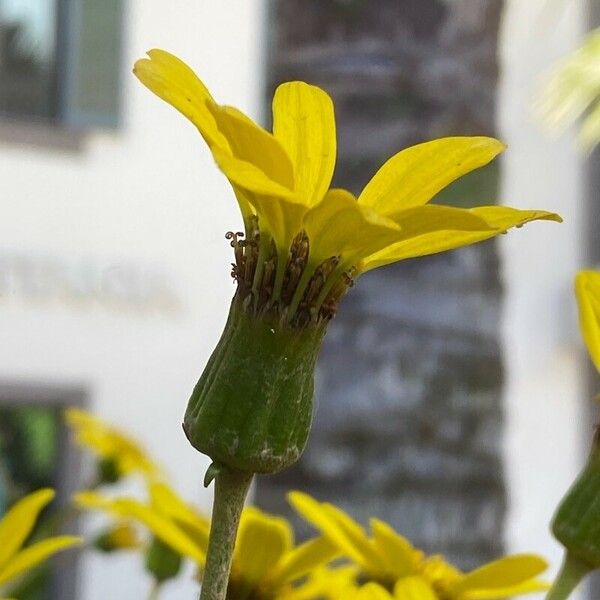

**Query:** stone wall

left=256, top=0, right=505, bottom=569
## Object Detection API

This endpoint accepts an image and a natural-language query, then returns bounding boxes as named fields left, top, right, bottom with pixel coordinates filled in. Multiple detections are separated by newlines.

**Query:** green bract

left=183, top=299, right=326, bottom=474
left=552, top=429, right=600, bottom=568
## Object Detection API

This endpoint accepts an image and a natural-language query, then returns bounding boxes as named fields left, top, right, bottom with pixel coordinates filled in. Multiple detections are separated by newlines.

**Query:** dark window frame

left=0, top=380, right=87, bottom=600
left=0, top=0, right=124, bottom=130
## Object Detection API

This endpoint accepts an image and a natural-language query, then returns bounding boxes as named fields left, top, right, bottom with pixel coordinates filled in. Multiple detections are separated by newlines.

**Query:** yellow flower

left=538, top=27, right=600, bottom=150
left=575, top=270, right=600, bottom=372
left=227, top=506, right=338, bottom=599
left=74, top=485, right=337, bottom=598
left=65, top=408, right=159, bottom=480
left=289, top=491, right=424, bottom=587
left=289, top=491, right=549, bottom=600
left=134, top=49, right=560, bottom=326
left=0, top=489, right=80, bottom=598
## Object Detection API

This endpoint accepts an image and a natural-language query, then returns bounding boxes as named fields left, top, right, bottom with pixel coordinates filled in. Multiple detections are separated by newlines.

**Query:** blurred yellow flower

left=538, top=27, right=600, bottom=150
left=289, top=492, right=549, bottom=599
left=74, top=482, right=208, bottom=565
left=75, top=484, right=337, bottom=597
left=227, top=506, right=338, bottom=599
left=575, top=270, right=600, bottom=372
left=134, top=49, right=560, bottom=325
left=0, top=489, right=80, bottom=598
left=65, top=408, right=159, bottom=480
left=289, top=491, right=425, bottom=587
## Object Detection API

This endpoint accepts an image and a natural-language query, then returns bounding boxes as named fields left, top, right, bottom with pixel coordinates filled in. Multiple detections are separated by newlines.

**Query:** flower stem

left=546, top=553, right=591, bottom=600
left=200, top=468, right=253, bottom=600
left=147, top=581, right=161, bottom=600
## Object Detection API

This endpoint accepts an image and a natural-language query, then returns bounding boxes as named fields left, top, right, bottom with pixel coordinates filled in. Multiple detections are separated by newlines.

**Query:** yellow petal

left=135, top=50, right=294, bottom=227
left=448, top=554, right=548, bottom=598
left=0, top=489, right=55, bottom=570
left=469, top=206, right=563, bottom=230
left=575, top=270, right=600, bottom=372
left=133, top=49, right=227, bottom=150
left=64, top=407, right=101, bottom=430
left=389, top=205, right=494, bottom=236
left=273, top=81, right=336, bottom=205
left=302, top=189, right=402, bottom=268
left=149, top=483, right=210, bottom=553
left=0, top=536, right=81, bottom=587
left=358, top=137, right=505, bottom=214
left=269, top=536, right=339, bottom=586
left=462, top=579, right=550, bottom=600
left=209, top=104, right=295, bottom=190
left=65, top=408, right=159, bottom=477
left=288, top=565, right=359, bottom=600
left=353, top=583, right=393, bottom=600
left=208, top=104, right=298, bottom=242
left=361, top=206, right=562, bottom=271
left=212, top=149, right=297, bottom=200
left=288, top=492, right=381, bottom=573
left=72, top=490, right=112, bottom=511
left=393, top=576, right=438, bottom=600
left=74, top=492, right=205, bottom=564
left=369, top=518, right=420, bottom=577
left=213, top=148, right=304, bottom=252
left=231, top=507, right=293, bottom=589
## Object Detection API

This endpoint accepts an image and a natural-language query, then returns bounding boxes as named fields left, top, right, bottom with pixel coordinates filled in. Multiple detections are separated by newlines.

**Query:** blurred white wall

left=500, top=0, right=587, bottom=593
left=0, top=1, right=265, bottom=598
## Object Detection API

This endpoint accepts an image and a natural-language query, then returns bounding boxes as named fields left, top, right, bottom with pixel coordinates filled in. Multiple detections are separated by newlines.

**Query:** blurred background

left=0, top=0, right=596, bottom=598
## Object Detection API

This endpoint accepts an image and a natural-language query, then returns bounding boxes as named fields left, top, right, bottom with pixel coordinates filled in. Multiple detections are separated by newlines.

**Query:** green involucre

left=552, top=430, right=600, bottom=569
left=183, top=299, right=326, bottom=474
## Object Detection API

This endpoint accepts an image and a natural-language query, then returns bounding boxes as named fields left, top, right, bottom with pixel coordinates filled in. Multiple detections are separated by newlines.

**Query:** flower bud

left=97, top=457, right=121, bottom=484
left=145, top=536, right=182, bottom=583
left=183, top=298, right=326, bottom=474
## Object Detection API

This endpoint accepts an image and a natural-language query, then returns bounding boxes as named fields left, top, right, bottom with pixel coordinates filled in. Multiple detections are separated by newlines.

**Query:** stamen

left=282, top=232, right=309, bottom=304
left=320, top=269, right=355, bottom=321
left=227, top=220, right=354, bottom=327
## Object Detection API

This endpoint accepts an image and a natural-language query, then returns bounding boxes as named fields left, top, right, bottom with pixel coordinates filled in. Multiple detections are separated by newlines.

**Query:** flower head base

left=0, top=489, right=80, bottom=597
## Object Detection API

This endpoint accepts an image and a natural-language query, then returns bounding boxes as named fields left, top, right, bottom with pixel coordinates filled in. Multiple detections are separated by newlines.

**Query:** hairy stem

left=546, top=553, right=591, bottom=600
left=200, top=468, right=253, bottom=600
